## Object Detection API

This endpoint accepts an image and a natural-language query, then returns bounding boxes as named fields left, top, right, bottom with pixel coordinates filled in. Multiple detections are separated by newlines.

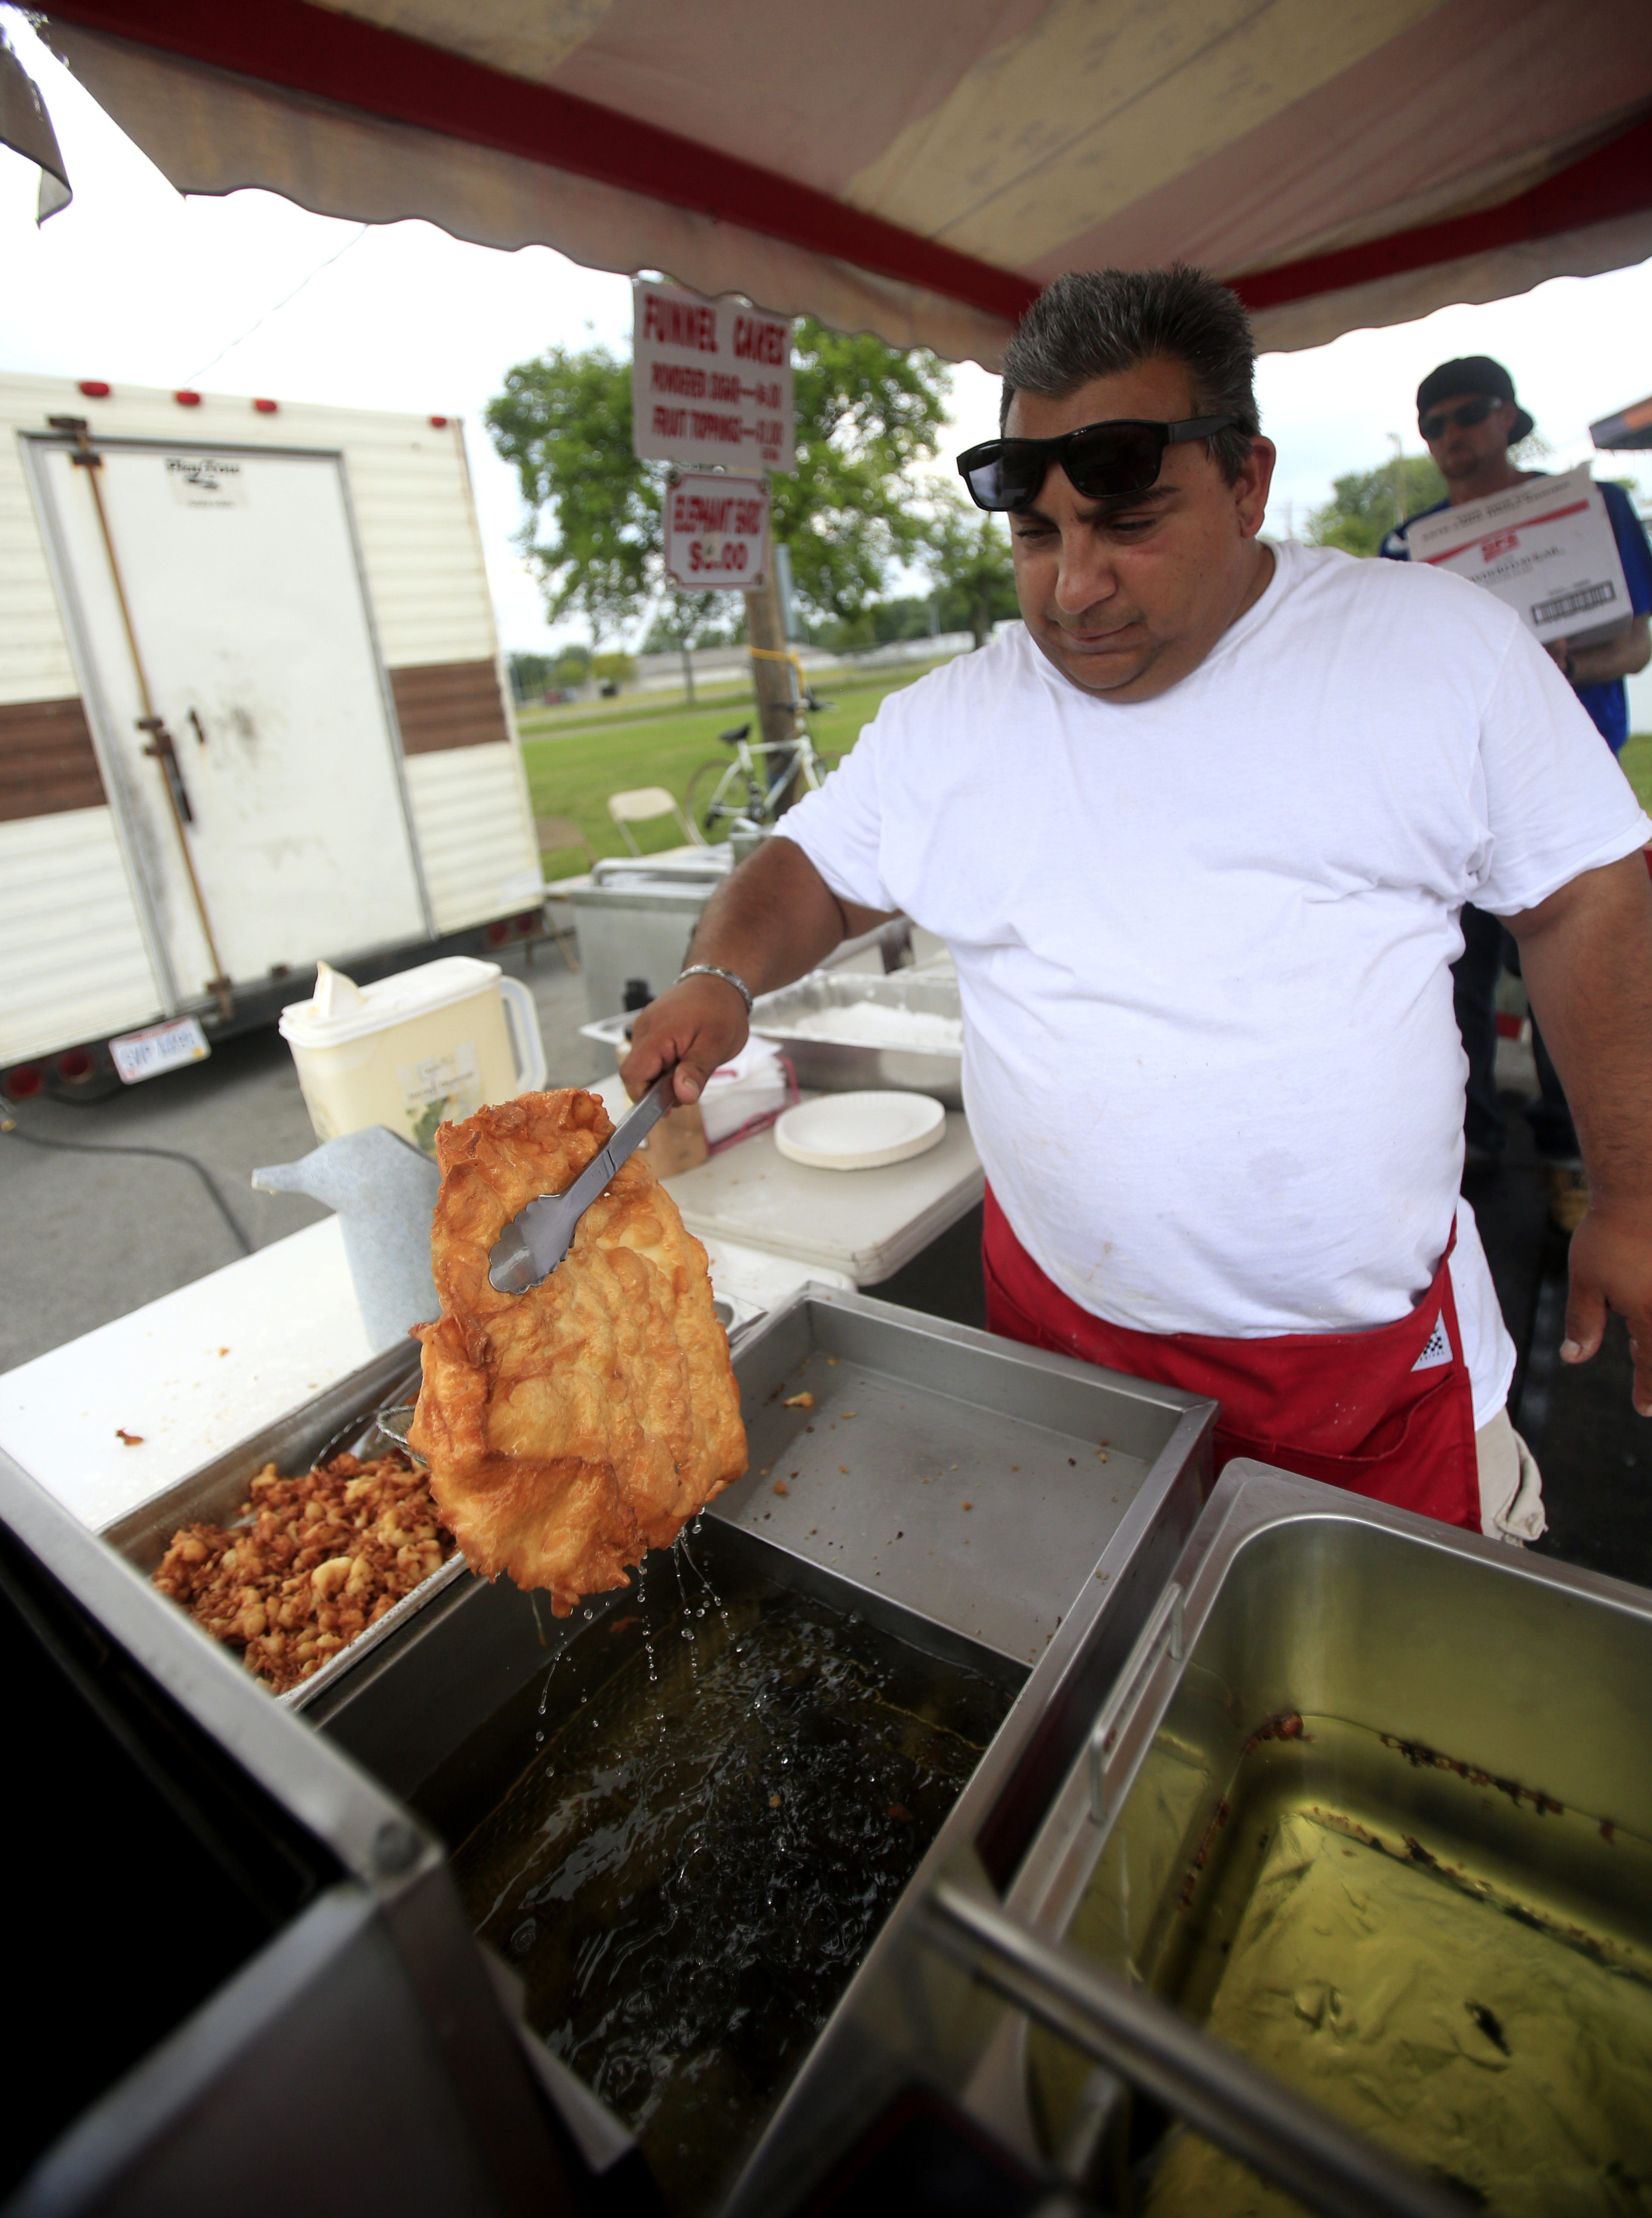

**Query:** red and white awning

left=38, top=0, right=1652, bottom=364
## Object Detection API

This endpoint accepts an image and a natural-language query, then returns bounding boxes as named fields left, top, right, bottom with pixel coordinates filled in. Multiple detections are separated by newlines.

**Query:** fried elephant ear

left=408, top=1089, right=746, bottom=1615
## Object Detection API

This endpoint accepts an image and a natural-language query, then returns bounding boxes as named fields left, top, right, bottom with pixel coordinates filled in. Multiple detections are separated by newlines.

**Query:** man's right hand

left=620, top=973, right=750, bottom=1108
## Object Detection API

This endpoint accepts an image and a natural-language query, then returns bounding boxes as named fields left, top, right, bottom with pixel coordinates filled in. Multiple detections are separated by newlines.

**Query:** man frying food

left=623, top=267, right=1652, bottom=1545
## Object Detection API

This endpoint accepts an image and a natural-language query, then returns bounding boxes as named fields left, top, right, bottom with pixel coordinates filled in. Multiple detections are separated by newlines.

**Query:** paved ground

left=0, top=947, right=601, bottom=1374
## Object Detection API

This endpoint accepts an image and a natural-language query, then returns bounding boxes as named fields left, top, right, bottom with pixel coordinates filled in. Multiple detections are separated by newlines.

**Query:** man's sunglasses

left=1418, top=395, right=1504, bottom=441
left=956, top=415, right=1236, bottom=512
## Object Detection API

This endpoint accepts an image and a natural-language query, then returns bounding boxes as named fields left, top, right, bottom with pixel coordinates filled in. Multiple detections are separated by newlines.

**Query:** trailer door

left=28, top=437, right=430, bottom=1011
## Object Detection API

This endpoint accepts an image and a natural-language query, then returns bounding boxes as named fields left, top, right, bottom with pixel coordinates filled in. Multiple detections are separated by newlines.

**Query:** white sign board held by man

left=1408, top=463, right=1630, bottom=649
left=632, top=280, right=794, bottom=473
left=663, top=472, right=769, bottom=589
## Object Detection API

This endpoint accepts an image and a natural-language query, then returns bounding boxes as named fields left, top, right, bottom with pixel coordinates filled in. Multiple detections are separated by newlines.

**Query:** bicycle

left=684, top=684, right=836, bottom=843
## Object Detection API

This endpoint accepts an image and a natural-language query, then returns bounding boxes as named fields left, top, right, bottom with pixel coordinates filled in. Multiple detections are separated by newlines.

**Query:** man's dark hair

left=999, top=266, right=1259, bottom=484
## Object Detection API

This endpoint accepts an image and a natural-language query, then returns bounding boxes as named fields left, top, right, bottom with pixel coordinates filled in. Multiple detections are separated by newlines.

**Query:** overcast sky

left=4, top=4, right=1649, bottom=675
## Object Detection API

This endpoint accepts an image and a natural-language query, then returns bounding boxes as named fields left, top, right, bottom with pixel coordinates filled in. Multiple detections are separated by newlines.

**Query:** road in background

left=0, top=947, right=598, bottom=1372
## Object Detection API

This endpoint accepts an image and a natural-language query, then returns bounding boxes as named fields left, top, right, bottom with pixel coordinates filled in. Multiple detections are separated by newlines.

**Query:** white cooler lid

left=278, top=957, right=502, bottom=1047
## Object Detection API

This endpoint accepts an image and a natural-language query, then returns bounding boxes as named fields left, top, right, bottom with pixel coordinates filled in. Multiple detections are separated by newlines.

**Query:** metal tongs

left=486, top=1069, right=678, bottom=1294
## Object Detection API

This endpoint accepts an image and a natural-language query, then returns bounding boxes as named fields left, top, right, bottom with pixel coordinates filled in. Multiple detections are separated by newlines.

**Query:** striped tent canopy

left=37, top=0, right=1652, bottom=363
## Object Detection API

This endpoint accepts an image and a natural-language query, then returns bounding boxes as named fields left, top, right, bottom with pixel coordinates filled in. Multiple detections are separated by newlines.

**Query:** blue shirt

left=1382, top=478, right=1652, bottom=752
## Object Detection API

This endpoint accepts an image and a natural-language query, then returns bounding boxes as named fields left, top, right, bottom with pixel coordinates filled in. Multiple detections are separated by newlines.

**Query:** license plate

left=110, top=1014, right=211, bottom=1084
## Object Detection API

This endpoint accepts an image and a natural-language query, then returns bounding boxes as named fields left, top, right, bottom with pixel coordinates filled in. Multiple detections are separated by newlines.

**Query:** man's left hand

left=1510, top=851, right=1652, bottom=1419
left=1562, top=1196, right=1652, bottom=1416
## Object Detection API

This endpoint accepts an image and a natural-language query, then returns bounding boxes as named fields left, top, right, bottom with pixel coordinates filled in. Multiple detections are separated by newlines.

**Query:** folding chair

left=535, top=814, right=598, bottom=872
left=535, top=815, right=598, bottom=970
left=606, top=785, right=693, bottom=856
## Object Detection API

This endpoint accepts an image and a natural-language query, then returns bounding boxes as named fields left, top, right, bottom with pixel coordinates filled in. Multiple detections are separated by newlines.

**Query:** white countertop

left=666, top=1112, right=982, bottom=1283
left=586, top=1069, right=981, bottom=1284
left=0, top=1212, right=848, bottom=1531
left=0, top=1218, right=376, bottom=1531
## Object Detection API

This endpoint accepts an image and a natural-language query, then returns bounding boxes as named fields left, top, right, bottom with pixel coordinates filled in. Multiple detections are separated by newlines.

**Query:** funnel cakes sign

left=632, top=279, right=794, bottom=473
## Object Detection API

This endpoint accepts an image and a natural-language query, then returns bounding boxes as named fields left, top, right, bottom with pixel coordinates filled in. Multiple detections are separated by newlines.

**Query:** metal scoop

left=486, top=1069, right=677, bottom=1294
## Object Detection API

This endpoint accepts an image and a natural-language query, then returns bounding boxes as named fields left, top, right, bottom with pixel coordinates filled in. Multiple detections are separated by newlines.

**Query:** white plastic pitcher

left=279, top=957, right=547, bottom=1152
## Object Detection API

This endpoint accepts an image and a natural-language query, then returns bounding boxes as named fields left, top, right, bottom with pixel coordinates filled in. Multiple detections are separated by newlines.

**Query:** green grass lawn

left=520, top=661, right=948, bottom=876
left=1620, top=731, right=1652, bottom=817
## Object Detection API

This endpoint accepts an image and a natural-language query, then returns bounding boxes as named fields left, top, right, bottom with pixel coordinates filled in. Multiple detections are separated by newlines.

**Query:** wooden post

left=743, top=562, right=795, bottom=760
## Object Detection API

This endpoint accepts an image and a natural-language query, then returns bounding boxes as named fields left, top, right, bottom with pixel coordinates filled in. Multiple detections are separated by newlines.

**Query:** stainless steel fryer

left=749, top=1460, right=1652, bottom=2218
left=303, top=1287, right=1218, bottom=2207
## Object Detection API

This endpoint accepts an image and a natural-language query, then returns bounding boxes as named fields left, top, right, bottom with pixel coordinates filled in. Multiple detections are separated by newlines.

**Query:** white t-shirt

left=782, top=539, right=1651, bottom=1426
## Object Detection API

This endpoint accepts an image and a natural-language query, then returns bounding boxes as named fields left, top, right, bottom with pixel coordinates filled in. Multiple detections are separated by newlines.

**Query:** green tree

left=506, top=650, right=555, bottom=702
left=923, top=489, right=1017, bottom=647
left=487, top=345, right=655, bottom=641
left=638, top=591, right=741, bottom=701
left=771, top=322, right=951, bottom=622
left=484, top=318, right=952, bottom=639
left=1306, top=453, right=1446, bottom=558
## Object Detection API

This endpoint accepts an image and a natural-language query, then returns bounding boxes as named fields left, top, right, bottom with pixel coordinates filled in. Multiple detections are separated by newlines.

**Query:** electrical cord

left=0, top=1115, right=254, bottom=1257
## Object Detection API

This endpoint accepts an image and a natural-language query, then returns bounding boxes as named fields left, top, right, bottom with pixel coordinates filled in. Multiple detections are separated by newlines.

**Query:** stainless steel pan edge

left=746, top=970, right=965, bottom=1108
left=732, top=1461, right=1652, bottom=2217
left=94, top=1341, right=468, bottom=1716
left=920, top=1463, right=1652, bottom=2213
left=1007, top=1457, right=1652, bottom=1947
left=100, top=1340, right=424, bottom=1571
left=718, top=1297, right=1218, bottom=2218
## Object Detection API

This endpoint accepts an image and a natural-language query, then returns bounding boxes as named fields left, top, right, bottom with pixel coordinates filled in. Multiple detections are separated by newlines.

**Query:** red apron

left=982, top=1186, right=1479, bottom=1530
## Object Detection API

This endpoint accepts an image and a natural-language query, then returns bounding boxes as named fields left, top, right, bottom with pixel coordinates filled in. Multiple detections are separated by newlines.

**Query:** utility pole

left=744, top=564, right=795, bottom=758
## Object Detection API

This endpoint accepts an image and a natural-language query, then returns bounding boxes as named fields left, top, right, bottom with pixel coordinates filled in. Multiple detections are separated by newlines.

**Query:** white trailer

left=0, top=373, right=544, bottom=1093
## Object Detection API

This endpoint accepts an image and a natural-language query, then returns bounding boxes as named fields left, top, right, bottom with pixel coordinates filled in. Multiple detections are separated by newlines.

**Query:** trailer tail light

left=78, top=379, right=111, bottom=398
left=428, top=415, right=449, bottom=428
left=486, top=920, right=509, bottom=945
left=253, top=397, right=278, bottom=414
left=175, top=390, right=202, bottom=407
left=3, top=1064, right=44, bottom=1100
left=516, top=912, right=540, bottom=934
left=55, top=1049, right=94, bottom=1083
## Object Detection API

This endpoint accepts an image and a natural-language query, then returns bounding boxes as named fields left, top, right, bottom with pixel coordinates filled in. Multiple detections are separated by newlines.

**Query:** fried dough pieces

left=408, top=1089, right=746, bottom=1615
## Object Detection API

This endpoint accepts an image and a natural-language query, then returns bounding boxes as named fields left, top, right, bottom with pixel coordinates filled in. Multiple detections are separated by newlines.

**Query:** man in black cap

left=1384, top=354, right=1652, bottom=1226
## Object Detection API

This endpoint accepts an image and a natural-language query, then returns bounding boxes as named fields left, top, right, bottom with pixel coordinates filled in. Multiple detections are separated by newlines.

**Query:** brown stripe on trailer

left=389, top=659, right=512, bottom=756
left=0, top=697, right=108, bottom=821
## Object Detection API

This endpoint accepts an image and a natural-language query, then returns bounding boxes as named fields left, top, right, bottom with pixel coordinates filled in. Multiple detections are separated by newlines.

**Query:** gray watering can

left=253, top=1124, right=440, bottom=1352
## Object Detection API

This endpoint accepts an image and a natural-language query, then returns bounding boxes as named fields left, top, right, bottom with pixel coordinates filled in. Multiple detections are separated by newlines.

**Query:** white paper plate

left=774, top=1091, right=946, bottom=1171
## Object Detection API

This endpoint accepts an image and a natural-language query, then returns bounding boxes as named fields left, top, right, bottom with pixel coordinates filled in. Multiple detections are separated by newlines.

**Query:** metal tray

left=712, top=1287, right=1191, bottom=1667
left=746, top=970, right=964, bottom=1107
left=97, top=1340, right=468, bottom=1714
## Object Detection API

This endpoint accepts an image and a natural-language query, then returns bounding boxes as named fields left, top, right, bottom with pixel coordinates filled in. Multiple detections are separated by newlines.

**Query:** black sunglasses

left=956, top=415, right=1237, bottom=512
left=1419, top=395, right=1504, bottom=441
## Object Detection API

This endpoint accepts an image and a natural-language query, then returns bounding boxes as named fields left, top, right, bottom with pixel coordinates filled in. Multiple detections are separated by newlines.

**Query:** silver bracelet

left=679, top=962, right=754, bottom=1015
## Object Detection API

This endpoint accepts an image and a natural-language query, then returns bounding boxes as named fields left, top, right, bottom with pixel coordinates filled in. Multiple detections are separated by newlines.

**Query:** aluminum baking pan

left=746, top=970, right=964, bottom=1108
left=98, top=1340, right=470, bottom=1715
left=766, top=1463, right=1652, bottom=2218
